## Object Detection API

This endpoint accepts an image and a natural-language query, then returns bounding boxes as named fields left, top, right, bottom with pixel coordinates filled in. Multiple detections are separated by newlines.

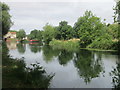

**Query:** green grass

left=49, top=39, right=80, bottom=52
left=80, top=48, right=117, bottom=52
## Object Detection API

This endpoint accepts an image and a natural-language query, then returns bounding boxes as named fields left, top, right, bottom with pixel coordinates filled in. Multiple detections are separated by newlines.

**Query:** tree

left=56, top=21, right=74, bottom=40
left=28, top=29, right=38, bottom=40
left=107, top=24, right=118, bottom=39
left=0, top=2, right=13, bottom=37
left=113, top=0, right=120, bottom=23
left=16, top=29, right=26, bottom=41
left=28, top=29, right=42, bottom=41
left=43, top=24, right=56, bottom=44
left=73, top=11, right=106, bottom=47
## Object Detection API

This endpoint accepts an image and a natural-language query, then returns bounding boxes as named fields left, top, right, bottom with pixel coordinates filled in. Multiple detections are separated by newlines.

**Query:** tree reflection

left=74, top=50, right=103, bottom=84
left=29, top=44, right=42, bottom=53
left=58, top=50, right=74, bottom=66
left=17, top=43, right=26, bottom=54
left=110, top=58, right=120, bottom=89
left=42, top=46, right=60, bottom=63
left=2, top=42, right=53, bottom=88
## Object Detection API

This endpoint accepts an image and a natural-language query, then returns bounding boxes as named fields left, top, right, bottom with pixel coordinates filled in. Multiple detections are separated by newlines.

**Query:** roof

left=9, top=32, right=16, bottom=34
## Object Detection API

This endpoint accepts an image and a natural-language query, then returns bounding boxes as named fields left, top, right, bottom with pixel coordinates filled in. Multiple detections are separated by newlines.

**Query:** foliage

left=87, top=34, right=116, bottom=50
left=113, top=1, right=120, bottom=23
left=110, top=60, right=120, bottom=89
left=43, top=24, right=56, bottom=44
left=55, top=21, right=74, bottom=40
left=9, top=30, right=18, bottom=32
left=28, top=29, right=42, bottom=41
left=107, top=23, right=118, bottom=39
left=2, top=42, right=53, bottom=88
left=49, top=39, right=80, bottom=52
left=73, top=11, right=106, bottom=47
left=16, top=29, right=26, bottom=40
left=0, top=2, right=13, bottom=37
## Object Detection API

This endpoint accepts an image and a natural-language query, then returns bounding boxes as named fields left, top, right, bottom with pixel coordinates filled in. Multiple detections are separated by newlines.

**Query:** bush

left=87, top=34, right=116, bottom=50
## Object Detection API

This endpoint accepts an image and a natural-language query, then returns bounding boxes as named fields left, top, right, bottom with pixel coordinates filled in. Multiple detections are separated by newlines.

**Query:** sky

left=1, top=0, right=116, bottom=34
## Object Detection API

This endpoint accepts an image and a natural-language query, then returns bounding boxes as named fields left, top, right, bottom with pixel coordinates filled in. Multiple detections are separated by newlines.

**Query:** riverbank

left=49, top=39, right=80, bottom=51
left=49, top=39, right=118, bottom=52
left=2, top=42, right=53, bottom=88
left=80, top=48, right=117, bottom=52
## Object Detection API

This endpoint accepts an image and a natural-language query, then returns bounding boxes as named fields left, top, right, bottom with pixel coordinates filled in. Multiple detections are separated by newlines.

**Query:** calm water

left=7, top=42, right=119, bottom=88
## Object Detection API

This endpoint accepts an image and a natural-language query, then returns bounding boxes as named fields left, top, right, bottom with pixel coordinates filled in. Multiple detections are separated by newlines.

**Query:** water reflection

left=29, top=43, right=42, bottom=53
left=110, top=58, right=120, bottom=89
left=7, top=43, right=118, bottom=88
left=17, top=43, right=26, bottom=54
left=74, top=50, right=103, bottom=84
left=58, top=50, right=73, bottom=66
left=3, top=42, right=53, bottom=88
left=42, top=46, right=60, bottom=63
left=6, top=42, right=17, bottom=50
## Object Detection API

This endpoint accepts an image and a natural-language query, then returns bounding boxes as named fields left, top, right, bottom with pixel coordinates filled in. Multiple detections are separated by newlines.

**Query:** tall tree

left=73, top=11, right=106, bottom=47
left=114, top=0, right=120, bottom=23
left=43, top=24, right=56, bottom=44
left=0, top=2, right=13, bottom=37
left=16, top=29, right=26, bottom=41
left=56, top=21, right=74, bottom=40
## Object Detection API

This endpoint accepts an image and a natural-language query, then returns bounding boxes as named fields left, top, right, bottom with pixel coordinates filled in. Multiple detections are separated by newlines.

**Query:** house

left=4, top=32, right=17, bottom=39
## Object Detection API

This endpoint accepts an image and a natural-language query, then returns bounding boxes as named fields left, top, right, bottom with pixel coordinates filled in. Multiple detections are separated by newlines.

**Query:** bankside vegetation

left=1, top=2, right=53, bottom=88
left=0, top=2, right=13, bottom=38
left=2, top=42, right=53, bottom=88
left=2, top=2, right=119, bottom=51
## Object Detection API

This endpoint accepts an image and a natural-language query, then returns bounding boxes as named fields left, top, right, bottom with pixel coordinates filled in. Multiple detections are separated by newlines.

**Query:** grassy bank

left=49, top=39, right=118, bottom=52
left=49, top=39, right=80, bottom=51
left=80, top=48, right=117, bottom=52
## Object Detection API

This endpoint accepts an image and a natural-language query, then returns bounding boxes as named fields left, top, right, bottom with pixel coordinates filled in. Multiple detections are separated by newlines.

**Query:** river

left=7, top=42, right=119, bottom=88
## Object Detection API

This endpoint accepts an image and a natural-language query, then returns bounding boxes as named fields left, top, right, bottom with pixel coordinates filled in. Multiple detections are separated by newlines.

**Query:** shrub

left=87, top=34, right=116, bottom=50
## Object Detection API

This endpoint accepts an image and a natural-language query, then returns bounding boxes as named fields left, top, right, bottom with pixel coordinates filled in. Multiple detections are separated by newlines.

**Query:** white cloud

left=1, top=1, right=116, bottom=34
left=1, top=0, right=115, bottom=2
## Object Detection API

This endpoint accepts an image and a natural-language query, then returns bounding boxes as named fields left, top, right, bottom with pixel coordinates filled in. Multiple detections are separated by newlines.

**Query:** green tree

left=107, top=24, right=118, bottom=39
left=43, top=24, right=56, bottom=44
left=113, top=1, right=120, bottom=23
left=87, top=33, right=115, bottom=50
left=28, top=29, right=38, bottom=40
left=16, top=29, right=26, bottom=41
left=56, top=21, right=74, bottom=40
left=0, top=2, right=13, bottom=37
left=73, top=11, right=106, bottom=47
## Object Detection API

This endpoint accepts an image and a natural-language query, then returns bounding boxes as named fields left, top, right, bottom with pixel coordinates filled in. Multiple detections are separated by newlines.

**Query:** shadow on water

left=2, top=42, right=54, bottom=88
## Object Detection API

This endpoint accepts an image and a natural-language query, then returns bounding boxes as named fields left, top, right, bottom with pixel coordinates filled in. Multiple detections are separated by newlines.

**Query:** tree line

left=1, top=2, right=120, bottom=50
